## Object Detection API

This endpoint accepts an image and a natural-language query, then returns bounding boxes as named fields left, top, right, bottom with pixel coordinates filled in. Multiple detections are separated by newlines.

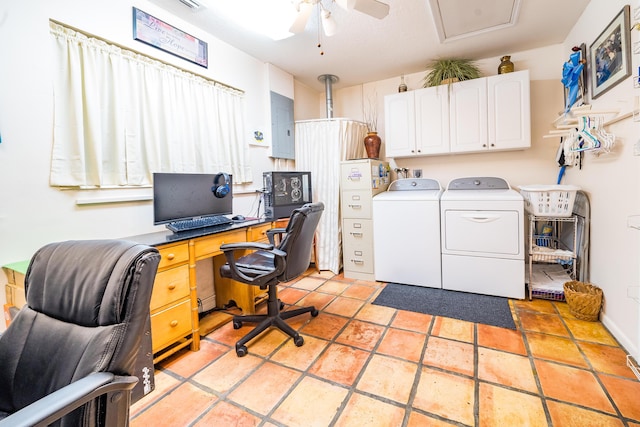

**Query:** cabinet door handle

left=167, top=253, right=175, bottom=260
left=170, top=320, right=179, bottom=327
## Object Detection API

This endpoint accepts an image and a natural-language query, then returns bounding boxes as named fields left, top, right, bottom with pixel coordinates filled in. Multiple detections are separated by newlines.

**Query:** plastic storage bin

left=519, top=185, right=580, bottom=217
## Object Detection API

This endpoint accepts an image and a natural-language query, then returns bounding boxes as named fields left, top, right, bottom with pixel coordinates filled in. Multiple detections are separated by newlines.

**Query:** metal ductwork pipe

left=318, top=74, right=339, bottom=118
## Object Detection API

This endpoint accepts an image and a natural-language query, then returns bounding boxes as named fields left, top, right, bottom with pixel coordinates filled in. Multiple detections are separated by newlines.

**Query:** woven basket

left=563, top=281, right=603, bottom=321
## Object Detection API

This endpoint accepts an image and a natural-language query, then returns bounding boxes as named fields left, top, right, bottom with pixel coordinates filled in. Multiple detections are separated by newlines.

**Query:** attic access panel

left=428, top=0, right=521, bottom=43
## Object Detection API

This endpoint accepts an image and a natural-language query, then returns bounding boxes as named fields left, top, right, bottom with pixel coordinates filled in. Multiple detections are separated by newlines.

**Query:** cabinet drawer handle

left=351, top=259, right=364, bottom=265
left=168, top=284, right=176, bottom=290
left=350, top=232, right=363, bottom=237
left=349, top=204, right=362, bottom=209
left=170, top=320, right=179, bottom=327
left=167, top=253, right=175, bottom=260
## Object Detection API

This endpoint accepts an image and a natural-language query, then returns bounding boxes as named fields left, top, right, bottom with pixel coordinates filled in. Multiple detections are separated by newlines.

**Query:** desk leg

left=213, top=255, right=257, bottom=315
left=188, top=241, right=200, bottom=351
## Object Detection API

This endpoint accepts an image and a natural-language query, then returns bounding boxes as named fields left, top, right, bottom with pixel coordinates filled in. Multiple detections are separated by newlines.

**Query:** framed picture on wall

left=589, top=5, right=631, bottom=99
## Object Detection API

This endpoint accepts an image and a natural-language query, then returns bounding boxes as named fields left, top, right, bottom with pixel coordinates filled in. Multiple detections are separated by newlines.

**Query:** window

left=49, top=21, right=250, bottom=188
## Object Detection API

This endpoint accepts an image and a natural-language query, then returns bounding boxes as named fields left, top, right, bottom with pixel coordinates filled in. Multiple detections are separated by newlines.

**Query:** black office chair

left=0, top=239, right=160, bottom=427
left=220, top=202, right=324, bottom=357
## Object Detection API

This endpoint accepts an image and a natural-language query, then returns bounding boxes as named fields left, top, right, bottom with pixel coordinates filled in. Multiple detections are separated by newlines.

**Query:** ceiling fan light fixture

left=353, top=0, right=389, bottom=19
left=335, top=0, right=356, bottom=10
left=320, top=7, right=337, bottom=36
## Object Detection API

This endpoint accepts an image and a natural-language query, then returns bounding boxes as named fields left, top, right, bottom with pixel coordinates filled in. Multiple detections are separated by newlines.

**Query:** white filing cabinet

left=340, top=159, right=390, bottom=281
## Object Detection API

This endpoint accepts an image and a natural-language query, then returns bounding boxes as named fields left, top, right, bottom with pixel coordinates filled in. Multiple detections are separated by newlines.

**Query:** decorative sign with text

left=133, top=8, right=208, bottom=68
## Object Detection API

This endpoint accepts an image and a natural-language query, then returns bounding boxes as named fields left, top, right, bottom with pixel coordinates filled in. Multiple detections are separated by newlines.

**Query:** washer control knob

left=474, top=179, right=481, bottom=186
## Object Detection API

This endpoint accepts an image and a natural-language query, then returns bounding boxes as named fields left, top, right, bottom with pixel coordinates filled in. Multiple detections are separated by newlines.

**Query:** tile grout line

left=513, top=300, right=554, bottom=426
left=551, top=301, right=628, bottom=422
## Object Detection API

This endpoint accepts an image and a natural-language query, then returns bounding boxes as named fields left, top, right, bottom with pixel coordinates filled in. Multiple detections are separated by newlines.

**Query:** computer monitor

left=153, top=172, right=233, bottom=226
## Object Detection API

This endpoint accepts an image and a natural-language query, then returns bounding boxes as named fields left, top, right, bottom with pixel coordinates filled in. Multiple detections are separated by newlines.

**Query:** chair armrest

left=0, top=372, right=137, bottom=427
left=220, top=241, right=274, bottom=252
left=266, top=228, right=287, bottom=246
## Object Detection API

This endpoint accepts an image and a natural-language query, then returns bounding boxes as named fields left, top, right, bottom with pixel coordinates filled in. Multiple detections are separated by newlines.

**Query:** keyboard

left=166, top=215, right=233, bottom=232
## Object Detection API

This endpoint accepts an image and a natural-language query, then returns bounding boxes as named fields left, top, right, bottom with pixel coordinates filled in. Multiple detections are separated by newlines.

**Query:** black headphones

left=212, top=172, right=230, bottom=198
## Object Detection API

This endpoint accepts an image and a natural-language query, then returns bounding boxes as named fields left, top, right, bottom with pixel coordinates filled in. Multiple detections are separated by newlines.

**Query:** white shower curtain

left=295, top=119, right=367, bottom=274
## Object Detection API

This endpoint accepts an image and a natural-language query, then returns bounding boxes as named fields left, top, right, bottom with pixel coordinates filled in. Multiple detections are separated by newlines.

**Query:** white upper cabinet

left=385, top=85, right=449, bottom=157
left=384, top=70, right=530, bottom=157
left=487, top=70, right=531, bottom=151
left=449, top=78, right=488, bottom=153
left=384, top=91, right=416, bottom=157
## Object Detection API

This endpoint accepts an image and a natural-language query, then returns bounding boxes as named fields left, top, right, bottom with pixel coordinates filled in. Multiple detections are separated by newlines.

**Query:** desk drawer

left=194, top=230, right=246, bottom=258
left=151, top=299, right=192, bottom=353
left=157, top=243, right=189, bottom=270
left=150, top=264, right=190, bottom=311
left=247, top=223, right=273, bottom=243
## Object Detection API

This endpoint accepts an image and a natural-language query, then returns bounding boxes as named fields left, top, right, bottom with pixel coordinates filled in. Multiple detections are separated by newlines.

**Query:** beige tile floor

left=131, top=269, right=640, bottom=426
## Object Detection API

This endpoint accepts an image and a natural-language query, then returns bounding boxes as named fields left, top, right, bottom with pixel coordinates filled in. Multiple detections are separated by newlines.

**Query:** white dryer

left=440, top=177, right=525, bottom=299
left=373, top=178, right=442, bottom=288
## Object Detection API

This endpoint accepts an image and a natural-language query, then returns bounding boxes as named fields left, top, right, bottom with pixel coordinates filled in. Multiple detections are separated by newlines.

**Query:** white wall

left=561, top=0, right=640, bottom=360
left=0, top=0, right=281, bottom=319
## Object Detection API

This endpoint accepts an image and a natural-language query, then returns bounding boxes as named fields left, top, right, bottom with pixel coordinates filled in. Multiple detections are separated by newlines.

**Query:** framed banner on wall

left=133, top=8, right=208, bottom=68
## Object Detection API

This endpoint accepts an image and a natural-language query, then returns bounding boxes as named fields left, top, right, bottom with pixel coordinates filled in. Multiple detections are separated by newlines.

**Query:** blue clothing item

left=561, top=51, right=584, bottom=113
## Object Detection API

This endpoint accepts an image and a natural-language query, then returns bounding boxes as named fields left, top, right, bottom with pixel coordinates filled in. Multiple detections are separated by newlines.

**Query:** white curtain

left=295, top=119, right=367, bottom=273
left=49, top=21, right=249, bottom=187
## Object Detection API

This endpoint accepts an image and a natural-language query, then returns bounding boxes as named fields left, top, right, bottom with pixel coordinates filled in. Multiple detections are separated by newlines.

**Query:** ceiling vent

left=428, top=0, right=521, bottom=43
left=178, top=0, right=202, bottom=10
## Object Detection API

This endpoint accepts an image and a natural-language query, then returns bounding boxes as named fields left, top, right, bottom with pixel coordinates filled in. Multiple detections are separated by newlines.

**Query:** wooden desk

left=2, top=260, right=29, bottom=327
left=126, top=219, right=274, bottom=363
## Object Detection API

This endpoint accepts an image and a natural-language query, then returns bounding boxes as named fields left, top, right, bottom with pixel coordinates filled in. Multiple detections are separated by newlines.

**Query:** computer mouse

left=232, top=215, right=245, bottom=221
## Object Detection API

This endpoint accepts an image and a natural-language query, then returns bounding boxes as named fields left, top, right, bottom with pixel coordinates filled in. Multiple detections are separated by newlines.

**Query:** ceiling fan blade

left=353, top=0, right=390, bottom=19
left=289, top=2, right=313, bottom=34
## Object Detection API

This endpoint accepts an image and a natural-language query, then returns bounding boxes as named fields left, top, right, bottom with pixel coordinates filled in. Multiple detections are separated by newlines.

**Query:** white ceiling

left=148, top=0, right=591, bottom=91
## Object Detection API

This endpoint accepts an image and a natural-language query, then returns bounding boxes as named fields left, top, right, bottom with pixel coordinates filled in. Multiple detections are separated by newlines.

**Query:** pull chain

left=317, top=3, right=324, bottom=55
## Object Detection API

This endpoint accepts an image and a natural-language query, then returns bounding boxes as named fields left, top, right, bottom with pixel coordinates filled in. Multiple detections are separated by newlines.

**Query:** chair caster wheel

left=233, top=320, right=242, bottom=329
left=294, top=335, right=304, bottom=347
left=311, top=308, right=319, bottom=317
left=279, top=300, right=285, bottom=310
left=236, top=345, right=248, bottom=357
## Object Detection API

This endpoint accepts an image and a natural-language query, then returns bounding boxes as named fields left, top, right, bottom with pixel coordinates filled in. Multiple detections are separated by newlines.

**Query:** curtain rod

left=49, top=19, right=244, bottom=94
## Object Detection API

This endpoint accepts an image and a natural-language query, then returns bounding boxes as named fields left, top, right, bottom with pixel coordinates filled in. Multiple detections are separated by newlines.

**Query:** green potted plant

left=422, top=58, right=482, bottom=87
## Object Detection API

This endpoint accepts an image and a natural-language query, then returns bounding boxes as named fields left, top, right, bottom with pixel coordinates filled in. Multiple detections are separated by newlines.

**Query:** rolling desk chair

left=0, top=239, right=160, bottom=427
left=220, top=202, right=324, bottom=356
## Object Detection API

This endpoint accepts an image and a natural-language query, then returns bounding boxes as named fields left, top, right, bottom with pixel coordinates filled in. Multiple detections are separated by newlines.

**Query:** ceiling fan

left=289, top=0, right=390, bottom=37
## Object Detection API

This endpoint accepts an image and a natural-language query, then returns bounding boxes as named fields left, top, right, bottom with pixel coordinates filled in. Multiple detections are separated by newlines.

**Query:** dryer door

left=442, top=209, right=522, bottom=258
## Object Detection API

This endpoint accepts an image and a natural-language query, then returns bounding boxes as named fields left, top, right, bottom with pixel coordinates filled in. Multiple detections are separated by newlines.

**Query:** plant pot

left=364, top=132, right=381, bottom=159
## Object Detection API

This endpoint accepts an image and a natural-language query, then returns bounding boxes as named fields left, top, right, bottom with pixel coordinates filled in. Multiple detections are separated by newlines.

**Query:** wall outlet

left=634, top=140, right=640, bottom=156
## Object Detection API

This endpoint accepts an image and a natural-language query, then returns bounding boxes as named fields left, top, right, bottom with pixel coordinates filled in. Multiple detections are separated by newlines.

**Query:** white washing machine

left=440, top=177, right=525, bottom=299
left=373, top=178, right=442, bottom=288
